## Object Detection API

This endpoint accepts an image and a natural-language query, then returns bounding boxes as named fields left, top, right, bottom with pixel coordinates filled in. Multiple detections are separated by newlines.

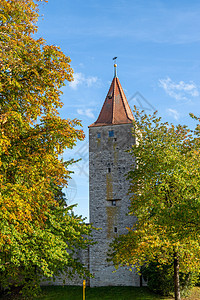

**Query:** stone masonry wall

left=89, top=123, right=140, bottom=287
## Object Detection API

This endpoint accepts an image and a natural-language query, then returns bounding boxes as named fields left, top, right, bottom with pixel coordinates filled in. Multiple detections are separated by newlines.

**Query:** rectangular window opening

left=114, top=227, right=118, bottom=233
left=112, top=200, right=116, bottom=206
left=108, top=167, right=111, bottom=173
left=109, top=130, right=114, bottom=137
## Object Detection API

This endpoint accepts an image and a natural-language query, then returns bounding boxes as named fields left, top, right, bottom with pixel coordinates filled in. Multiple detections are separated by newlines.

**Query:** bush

left=141, top=261, right=199, bottom=297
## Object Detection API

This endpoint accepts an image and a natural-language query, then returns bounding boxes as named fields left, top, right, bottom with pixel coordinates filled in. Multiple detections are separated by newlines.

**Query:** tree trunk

left=174, top=252, right=181, bottom=300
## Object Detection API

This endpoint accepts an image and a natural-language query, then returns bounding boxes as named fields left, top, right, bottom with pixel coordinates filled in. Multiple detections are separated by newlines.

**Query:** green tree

left=0, top=0, right=92, bottom=297
left=110, top=109, right=200, bottom=300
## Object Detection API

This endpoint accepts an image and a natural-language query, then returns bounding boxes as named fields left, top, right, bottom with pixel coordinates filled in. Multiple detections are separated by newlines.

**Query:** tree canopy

left=0, top=0, right=92, bottom=297
left=110, top=109, right=200, bottom=300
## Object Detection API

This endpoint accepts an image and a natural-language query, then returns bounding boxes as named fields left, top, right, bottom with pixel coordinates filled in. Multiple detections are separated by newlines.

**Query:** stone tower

left=89, top=65, right=139, bottom=287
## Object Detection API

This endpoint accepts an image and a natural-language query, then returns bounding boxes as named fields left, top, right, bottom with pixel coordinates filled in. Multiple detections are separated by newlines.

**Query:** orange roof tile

left=89, top=76, right=134, bottom=127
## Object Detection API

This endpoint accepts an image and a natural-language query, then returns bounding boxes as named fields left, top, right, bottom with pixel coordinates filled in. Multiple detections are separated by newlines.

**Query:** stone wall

left=89, top=123, right=140, bottom=287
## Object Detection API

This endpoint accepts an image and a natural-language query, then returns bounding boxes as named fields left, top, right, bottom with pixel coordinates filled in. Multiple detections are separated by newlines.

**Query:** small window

left=108, top=92, right=113, bottom=99
left=114, top=227, right=118, bottom=233
left=97, top=132, right=101, bottom=138
left=109, top=130, right=114, bottom=137
left=112, top=200, right=116, bottom=206
left=114, top=138, right=117, bottom=141
left=108, top=167, right=111, bottom=173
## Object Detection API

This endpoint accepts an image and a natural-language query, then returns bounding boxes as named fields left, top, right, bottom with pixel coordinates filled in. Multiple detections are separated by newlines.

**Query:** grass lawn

left=1, top=286, right=199, bottom=299
left=35, top=286, right=200, bottom=300
left=35, top=286, right=172, bottom=300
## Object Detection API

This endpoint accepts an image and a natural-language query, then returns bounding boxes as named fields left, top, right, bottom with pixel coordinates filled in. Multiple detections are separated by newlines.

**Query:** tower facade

left=89, top=69, right=139, bottom=286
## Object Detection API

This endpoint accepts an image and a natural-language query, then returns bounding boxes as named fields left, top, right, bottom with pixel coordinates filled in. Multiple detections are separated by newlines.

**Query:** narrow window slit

left=112, top=200, right=116, bottom=206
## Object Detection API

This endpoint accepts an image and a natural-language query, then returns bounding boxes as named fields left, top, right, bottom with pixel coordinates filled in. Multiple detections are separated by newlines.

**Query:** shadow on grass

left=35, top=286, right=171, bottom=300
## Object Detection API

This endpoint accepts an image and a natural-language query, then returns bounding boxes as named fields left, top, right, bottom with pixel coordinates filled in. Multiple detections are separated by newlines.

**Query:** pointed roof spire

left=89, top=63, right=134, bottom=128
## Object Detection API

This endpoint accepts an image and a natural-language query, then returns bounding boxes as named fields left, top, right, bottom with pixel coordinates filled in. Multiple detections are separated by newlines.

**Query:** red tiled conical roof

left=89, top=76, right=134, bottom=127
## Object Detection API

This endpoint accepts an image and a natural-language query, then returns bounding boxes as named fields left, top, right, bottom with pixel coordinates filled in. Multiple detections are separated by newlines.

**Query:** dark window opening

left=97, top=132, right=101, bottom=138
left=114, top=138, right=117, bottom=141
left=114, top=227, right=118, bottom=233
left=112, top=200, right=116, bottom=206
left=108, top=92, right=113, bottom=99
left=108, top=167, right=111, bottom=173
left=109, top=130, right=114, bottom=137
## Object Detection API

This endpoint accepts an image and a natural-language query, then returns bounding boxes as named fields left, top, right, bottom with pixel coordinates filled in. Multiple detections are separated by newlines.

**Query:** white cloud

left=77, top=108, right=95, bottom=119
left=159, top=77, right=199, bottom=101
left=167, top=108, right=180, bottom=121
left=69, top=72, right=98, bottom=90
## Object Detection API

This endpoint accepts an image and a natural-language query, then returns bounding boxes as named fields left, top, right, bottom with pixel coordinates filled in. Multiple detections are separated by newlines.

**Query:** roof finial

left=113, top=57, right=117, bottom=78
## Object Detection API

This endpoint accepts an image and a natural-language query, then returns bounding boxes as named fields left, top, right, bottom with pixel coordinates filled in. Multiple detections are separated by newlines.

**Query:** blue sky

left=36, top=0, right=200, bottom=220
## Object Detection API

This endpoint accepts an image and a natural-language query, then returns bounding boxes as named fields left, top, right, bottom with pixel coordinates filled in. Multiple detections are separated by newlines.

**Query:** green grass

left=1, top=286, right=199, bottom=299
left=35, top=286, right=171, bottom=300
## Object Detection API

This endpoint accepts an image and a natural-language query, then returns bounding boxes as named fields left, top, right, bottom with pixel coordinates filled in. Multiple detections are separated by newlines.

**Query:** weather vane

left=113, top=57, right=118, bottom=78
